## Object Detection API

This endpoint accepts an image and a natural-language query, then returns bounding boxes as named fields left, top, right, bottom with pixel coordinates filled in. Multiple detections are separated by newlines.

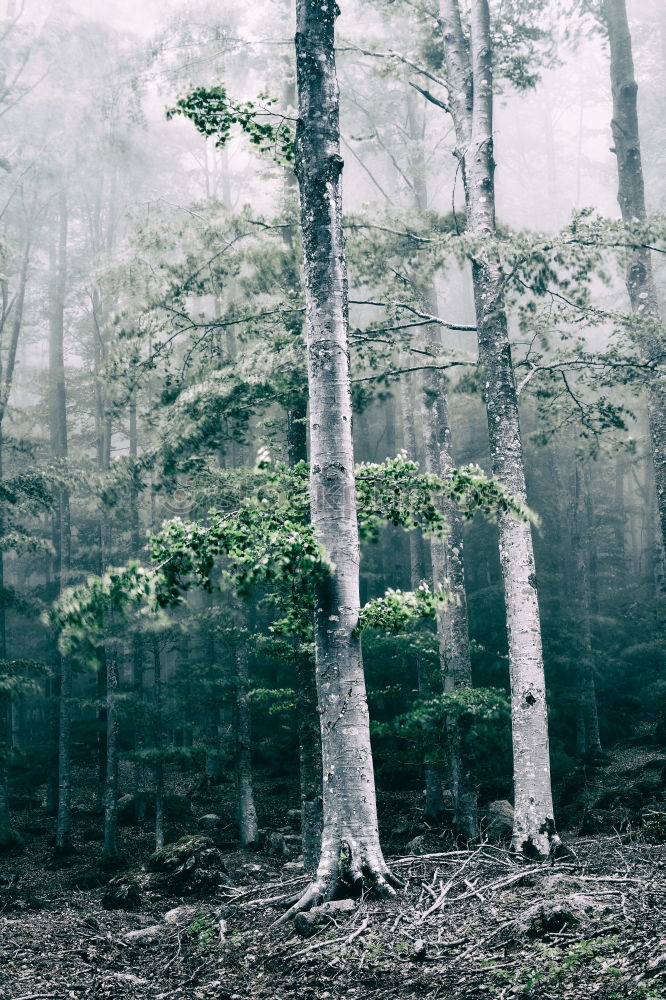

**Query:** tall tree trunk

left=421, top=319, right=477, bottom=838
left=280, top=0, right=401, bottom=919
left=203, top=594, right=223, bottom=786
left=93, top=289, right=112, bottom=808
left=128, top=395, right=145, bottom=813
left=604, top=0, right=666, bottom=582
left=153, top=640, right=164, bottom=851
left=47, top=191, right=75, bottom=854
left=283, top=33, right=323, bottom=866
left=439, top=0, right=558, bottom=856
left=408, top=86, right=476, bottom=836
left=103, top=648, right=119, bottom=858
left=400, top=373, right=446, bottom=821
left=233, top=636, right=258, bottom=848
left=0, top=238, right=31, bottom=839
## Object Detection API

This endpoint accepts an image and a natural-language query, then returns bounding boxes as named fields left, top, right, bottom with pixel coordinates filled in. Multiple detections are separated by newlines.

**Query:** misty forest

left=0, top=0, right=665, bottom=996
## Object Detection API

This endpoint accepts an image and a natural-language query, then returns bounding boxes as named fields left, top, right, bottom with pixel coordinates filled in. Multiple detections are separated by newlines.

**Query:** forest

left=0, top=0, right=664, bottom=997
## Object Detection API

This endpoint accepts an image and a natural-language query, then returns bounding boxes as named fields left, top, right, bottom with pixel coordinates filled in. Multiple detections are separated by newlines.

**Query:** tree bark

left=400, top=372, right=445, bottom=821
left=203, top=594, right=223, bottom=786
left=233, top=636, right=258, bottom=848
left=294, top=647, right=323, bottom=870
left=438, top=0, right=558, bottom=856
left=604, top=0, right=666, bottom=581
left=46, top=191, right=75, bottom=854
left=420, top=313, right=477, bottom=838
left=153, top=640, right=164, bottom=851
left=103, top=647, right=119, bottom=858
left=280, top=0, right=401, bottom=918
left=0, top=238, right=31, bottom=838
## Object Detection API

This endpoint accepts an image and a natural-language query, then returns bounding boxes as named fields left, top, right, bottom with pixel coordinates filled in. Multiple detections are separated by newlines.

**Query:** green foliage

left=356, top=457, right=528, bottom=542
left=0, top=659, right=50, bottom=698
left=372, top=687, right=512, bottom=795
left=49, top=564, right=159, bottom=661
left=187, top=911, right=218, bottom=951
left=357, top=584, right=444, bottom=635
left=249, top=687, right=298, bottom=714
left=50, top=455, right=525, bottom=662
left=51, top=456, right=524, bottom=658
left=166, top=85, right=294, bottom=163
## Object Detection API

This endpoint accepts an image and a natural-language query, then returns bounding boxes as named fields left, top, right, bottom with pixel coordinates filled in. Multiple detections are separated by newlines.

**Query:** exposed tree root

left=273, top=839, right=403, bottom=926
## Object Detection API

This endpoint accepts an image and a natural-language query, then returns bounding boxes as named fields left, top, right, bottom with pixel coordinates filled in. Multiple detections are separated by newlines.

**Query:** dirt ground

left=1, top=760, right=665, bottom=1000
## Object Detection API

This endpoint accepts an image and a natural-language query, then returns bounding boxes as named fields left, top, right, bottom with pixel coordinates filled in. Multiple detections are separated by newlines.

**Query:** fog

left=0, top=0, right=664, bottom=993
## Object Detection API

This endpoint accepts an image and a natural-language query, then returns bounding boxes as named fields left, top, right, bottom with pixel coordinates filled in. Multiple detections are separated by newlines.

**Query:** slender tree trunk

left=283, top=34, right=323, bottom=866
left=439, top=0, right=558, bottom=856
left=46, top=192, right=75, bottom=854
left=234, top=637, right=258, bottom=848
left=155, top=758, right=165, bottom=851
left=128, top=395, right=146, bottom=811
left=407, top=85, right=476, bottom=836
left=153, top=641, right=164, bottom=850
left=400, top=373, right=445, bottom=821
left=103, top=648, right=119, bottom=858
left=92, top=281, right=113, bottom=806
left=0, top=238, right=31, bottom=839
left=571, top=463, right=602, bottom=757
left=604, top=0, right=666, bottom=582
left=584, top=467, right=600, bottom=616
left=280, top=0, right=401, bottom=919
left=96, top=660, right=107, bottom=804
left=203, top=594, right=223, bottom=786
left=421, top=334, right=477, bottom=838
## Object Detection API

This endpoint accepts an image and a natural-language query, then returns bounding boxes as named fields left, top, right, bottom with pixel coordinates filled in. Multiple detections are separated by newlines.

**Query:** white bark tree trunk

left=234, top=638, right=259, bottom=848
left=439, top=0, right=558, bottom=856
left=399, top=372, right=446, bottom=821
left=420, top=320, right=477, bottom=839
left=280, top=0, right=401, bottom=918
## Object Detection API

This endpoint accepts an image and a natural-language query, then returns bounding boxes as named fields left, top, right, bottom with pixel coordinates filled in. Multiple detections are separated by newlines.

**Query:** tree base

left=53, top=839, right=75, bottom=858
left=274, top=839, right=403, bottom=925
left=513, top=818, right=564, bottom=861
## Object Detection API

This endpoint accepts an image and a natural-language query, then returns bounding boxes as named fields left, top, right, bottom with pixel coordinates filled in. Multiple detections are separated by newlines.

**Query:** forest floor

left=1, top=744, right=665, bottom=1000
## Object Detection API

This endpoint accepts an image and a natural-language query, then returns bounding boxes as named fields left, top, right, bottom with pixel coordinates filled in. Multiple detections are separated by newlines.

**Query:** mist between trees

left=0, top=0, right=664, bottom=936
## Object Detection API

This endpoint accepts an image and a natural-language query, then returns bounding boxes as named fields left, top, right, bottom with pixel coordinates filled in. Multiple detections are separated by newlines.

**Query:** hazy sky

left=68, top=0, right=168, bottom=35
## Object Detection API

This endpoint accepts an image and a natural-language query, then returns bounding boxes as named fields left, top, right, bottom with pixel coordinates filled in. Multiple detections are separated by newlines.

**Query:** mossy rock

left=102, top=873, right=143, bottom=911
left=148, top=835, right=226, bottom=896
